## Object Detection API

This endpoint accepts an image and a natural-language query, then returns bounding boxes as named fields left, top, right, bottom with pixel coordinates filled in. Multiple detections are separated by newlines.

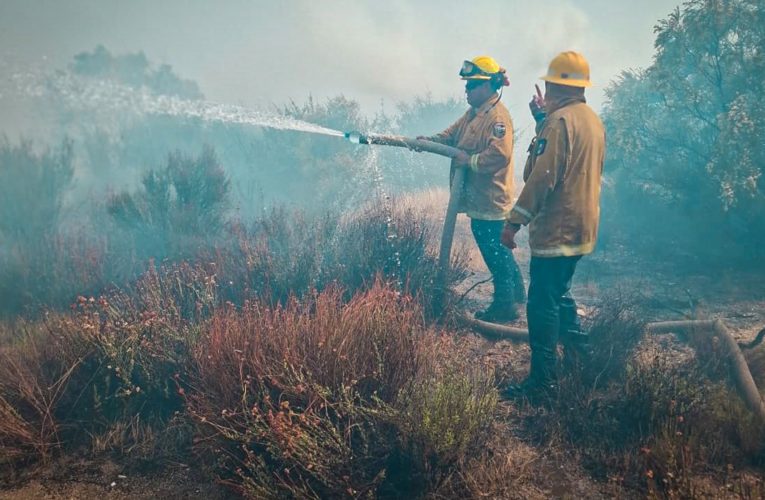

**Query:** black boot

left=501, top=377, right=558, bottom=403
left=474, top=301, right=521, bottom=323
left=502, top=344, right=559, bottom=404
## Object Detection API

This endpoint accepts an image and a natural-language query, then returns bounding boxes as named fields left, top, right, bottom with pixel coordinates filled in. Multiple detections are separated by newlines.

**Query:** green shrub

left=107, top=147, right=230, bottom=262
left=0, top=139, right=100, bottom=317
left=212, top=199, right=467, bottom=319
left=0, top=138, right=74, bottom=245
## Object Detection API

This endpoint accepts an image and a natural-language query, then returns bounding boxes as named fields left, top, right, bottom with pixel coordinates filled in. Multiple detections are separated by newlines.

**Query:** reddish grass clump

left=187, top=281, right=497, bottom=498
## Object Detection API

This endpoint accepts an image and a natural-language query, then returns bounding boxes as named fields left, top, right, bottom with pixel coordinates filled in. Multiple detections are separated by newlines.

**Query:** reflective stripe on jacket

left=508, top=99, right=605, bottom=257
left=428, top=97, right=514, bottom=220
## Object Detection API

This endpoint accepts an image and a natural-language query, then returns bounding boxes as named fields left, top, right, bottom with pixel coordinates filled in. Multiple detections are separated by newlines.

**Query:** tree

left=71, top=45, right=203, bottom=99
left=107, top=147, right=230, bottom=261
left=603, top=0, right=765, bottom=265
left=0, top=139, right=74, bottom=245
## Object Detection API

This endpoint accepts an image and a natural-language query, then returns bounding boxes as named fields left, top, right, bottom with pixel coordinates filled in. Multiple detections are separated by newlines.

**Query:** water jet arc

left=345, top=131, right=466, bottom=310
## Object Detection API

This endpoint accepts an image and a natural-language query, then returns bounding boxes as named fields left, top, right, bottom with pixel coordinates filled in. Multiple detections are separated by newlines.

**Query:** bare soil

left=0, top=456, right=229, bottom=500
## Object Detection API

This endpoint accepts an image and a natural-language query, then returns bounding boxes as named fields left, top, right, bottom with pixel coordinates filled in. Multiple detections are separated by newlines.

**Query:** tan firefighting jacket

left=427, top=97, right=514, bottom=220
left=507, top=98, right=605, bottom=257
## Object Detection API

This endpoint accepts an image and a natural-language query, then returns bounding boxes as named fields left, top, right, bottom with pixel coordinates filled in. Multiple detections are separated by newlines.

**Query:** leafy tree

left=395, top=93, right=464, bottom=138
left=603, top=0, right=765, bottom=266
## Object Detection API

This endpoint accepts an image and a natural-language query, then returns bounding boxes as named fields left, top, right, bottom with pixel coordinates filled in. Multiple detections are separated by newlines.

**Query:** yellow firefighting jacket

left=507, top=98, right=605, bottom=257
left=427, top=97, right=514, bottom=220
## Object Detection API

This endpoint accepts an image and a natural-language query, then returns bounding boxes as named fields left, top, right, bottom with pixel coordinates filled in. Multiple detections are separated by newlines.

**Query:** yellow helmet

left=460, top=55, right=501, bottom=81
left=541, top=51, right=592, bottom=88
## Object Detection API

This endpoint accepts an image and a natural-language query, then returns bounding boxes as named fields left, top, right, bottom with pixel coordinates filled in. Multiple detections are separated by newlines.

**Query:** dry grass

left=0, top=320, right=87, bottom=466
left=441, top=422, right=544, bottom=499
left=186, top=281, right=498, bottom=498
left=3, top=192, right=765, bottom=497
left=504, top=294, right=765, bottom=498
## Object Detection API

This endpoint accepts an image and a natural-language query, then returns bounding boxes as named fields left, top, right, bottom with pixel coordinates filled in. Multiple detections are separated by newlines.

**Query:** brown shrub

left=209, top=199, right=468, bottom=320
left=0, top=261, right=217, bottom=467
left=0, top=200, right=477, bottom=490
left=186, top=281, right=496, bottom=498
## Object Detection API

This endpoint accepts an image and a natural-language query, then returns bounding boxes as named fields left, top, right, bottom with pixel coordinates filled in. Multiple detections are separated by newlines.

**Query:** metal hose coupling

left=344, top=131, right=370, bottom=144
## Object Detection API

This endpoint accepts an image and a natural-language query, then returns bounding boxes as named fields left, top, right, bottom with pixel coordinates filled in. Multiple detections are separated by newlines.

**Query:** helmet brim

left=540, top=75, right=592, bottom=88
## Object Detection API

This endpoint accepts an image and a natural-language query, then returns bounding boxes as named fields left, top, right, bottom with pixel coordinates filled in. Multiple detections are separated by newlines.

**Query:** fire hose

left=345, top=131, right=765, bottom=424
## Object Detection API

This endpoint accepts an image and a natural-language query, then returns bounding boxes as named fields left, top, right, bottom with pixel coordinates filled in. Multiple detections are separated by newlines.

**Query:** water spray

left=344, top=130, right=466, bottom=311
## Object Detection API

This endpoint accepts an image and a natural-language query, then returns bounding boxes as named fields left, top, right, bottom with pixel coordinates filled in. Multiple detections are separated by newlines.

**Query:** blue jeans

left=470, top=219, right=526, bottom=305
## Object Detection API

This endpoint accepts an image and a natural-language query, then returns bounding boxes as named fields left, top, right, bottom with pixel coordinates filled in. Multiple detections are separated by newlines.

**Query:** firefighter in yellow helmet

left=501, top=51, right=606, bottom=400
left=418, top=55, right=525, bottom=322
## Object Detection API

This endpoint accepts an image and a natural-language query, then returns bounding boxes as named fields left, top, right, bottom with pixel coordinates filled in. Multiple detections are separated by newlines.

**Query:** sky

left=0, top=0, right=678, bottom=139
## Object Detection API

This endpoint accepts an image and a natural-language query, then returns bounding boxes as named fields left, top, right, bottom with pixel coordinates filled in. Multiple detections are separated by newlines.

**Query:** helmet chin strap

left=478, top=90, right=502, bottom=115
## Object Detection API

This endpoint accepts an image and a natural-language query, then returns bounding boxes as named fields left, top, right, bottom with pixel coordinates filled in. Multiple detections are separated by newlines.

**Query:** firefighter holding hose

left=419, top=55, right=526, bottom=322
left=501, top=51, right=606, bottom=400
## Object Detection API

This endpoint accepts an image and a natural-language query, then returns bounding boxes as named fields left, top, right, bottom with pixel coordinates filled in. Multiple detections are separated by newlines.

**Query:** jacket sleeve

left=467, top=117, right=513, bottom=174
left=507, top=118, right=568, bottom=225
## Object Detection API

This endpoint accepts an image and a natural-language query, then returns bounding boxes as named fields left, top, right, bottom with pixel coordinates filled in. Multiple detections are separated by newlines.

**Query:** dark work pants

left=470, top=219, right=526, bottom=305
left=527, top=255, right=583, bottom=385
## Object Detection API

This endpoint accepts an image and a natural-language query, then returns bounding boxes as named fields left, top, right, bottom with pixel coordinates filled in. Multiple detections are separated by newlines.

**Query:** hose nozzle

left=344, top=131, right=369, bottom=145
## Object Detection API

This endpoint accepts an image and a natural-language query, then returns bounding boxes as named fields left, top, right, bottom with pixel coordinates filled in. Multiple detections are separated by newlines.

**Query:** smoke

left=0, top=0, right=673, bottom=113
left=258, top=0, right=595, bottom=114
left=0, top=0, right=678, bottom=186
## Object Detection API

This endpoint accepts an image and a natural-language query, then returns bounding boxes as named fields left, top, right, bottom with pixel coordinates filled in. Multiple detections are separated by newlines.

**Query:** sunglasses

left=465, top=79, right=489, bottom=91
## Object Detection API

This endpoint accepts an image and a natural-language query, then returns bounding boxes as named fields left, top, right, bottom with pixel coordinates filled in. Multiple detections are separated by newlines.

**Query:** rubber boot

left=474, top=299, right=521, bottom=323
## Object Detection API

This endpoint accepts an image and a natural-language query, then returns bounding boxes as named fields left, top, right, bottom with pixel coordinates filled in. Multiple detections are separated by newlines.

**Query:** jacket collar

left=470, top=94, right=501, bottom=117
left=546, top=95, right=586, bottom=114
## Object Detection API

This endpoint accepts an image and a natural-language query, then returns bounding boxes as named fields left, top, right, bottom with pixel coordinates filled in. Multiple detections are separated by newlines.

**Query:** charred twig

left=739, top=328, right=765, bottom=350
left=453, top=276, right=492, bottom=307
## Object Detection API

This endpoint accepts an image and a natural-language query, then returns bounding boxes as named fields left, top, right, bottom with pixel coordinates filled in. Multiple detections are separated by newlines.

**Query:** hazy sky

left=1, top=0, right=678, bottom=136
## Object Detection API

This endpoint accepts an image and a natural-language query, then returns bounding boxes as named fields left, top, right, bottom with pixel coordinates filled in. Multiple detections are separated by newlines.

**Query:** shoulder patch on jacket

left=535, top=138, right=547, bottom=156
left=492, top=122, right=507, bottom=138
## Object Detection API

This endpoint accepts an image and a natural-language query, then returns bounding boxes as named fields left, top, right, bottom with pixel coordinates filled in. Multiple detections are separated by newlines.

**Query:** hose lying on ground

left=648, top=319, right=765, bottom=423
left=462, top=315, right=765, bottom=424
